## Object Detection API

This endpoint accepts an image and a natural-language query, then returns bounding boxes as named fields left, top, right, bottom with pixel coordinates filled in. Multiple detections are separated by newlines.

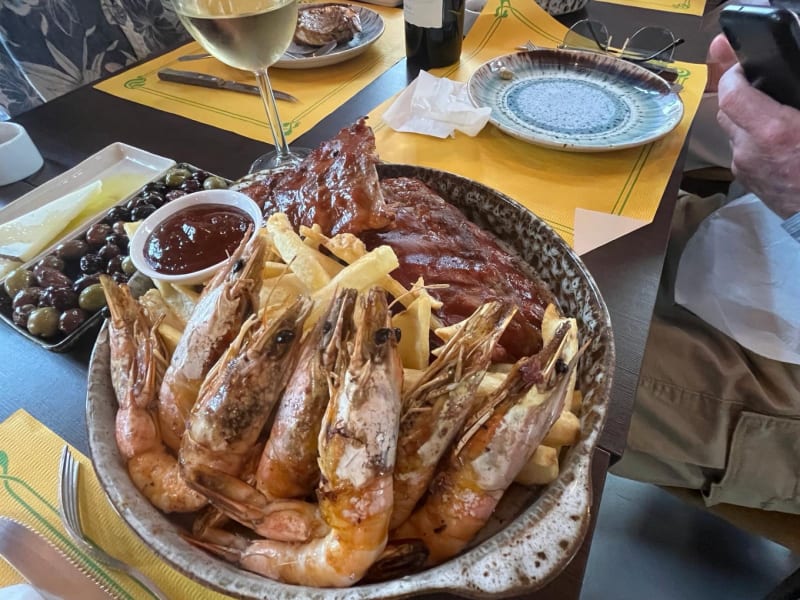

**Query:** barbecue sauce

left=144, top=204, right=251, bottom=275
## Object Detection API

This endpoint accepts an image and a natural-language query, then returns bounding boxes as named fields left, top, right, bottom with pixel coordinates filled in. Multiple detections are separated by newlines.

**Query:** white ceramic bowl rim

left=129, top=188, right=263, bottom=286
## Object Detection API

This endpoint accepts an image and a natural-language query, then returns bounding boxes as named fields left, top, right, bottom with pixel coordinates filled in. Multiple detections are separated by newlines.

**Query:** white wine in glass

left=170, top=0, right=309, bottom=172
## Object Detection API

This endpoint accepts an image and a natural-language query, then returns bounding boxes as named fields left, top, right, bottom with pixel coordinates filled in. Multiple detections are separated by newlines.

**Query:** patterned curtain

left=0, top=0, right=190, bottom=118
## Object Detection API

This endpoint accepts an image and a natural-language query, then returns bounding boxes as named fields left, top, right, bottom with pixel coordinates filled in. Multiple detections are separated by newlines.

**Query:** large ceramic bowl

left=86, top=164, right=615, bottom=598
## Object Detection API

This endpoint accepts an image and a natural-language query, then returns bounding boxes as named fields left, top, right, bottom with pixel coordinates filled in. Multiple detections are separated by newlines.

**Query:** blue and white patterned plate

left=468, top=49, right=684, bottom=152
left=274, top=4, right=384, bottom=70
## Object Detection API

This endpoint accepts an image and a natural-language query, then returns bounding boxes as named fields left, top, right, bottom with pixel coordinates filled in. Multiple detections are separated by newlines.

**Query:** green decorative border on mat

left=381, top=0, right=694, bottom=237
left=115, top=51, right=399, bottom=139
left=0, top=449, right=156, bottom=600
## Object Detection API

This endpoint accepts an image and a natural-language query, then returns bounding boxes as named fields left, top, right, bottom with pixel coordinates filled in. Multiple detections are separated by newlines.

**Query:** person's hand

left=706, top=33, right=737, bottom=93
left=716, top=51, right=800, bottom=219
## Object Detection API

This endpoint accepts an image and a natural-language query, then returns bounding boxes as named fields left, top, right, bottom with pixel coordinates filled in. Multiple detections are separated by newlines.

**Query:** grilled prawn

left=390, top=300, right=516, bottom=530
left=392, top=308, right=581, bottom=566
left=191, top=288, right=403, bottom=587
left=101, top=276, right=207, bottom=513
left=256, top=287, right=357, bottom=500
left=158, top=233, right=265, bottom=450
left=180, top=298, right=316, bottom=540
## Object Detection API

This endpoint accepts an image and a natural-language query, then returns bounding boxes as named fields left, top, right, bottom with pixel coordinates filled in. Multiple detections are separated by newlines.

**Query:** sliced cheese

left=0, top=180, right=103, bottom=278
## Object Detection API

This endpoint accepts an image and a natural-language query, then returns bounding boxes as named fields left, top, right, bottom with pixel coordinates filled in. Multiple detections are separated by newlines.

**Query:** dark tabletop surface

left=0, top=1, right=714, bottom=597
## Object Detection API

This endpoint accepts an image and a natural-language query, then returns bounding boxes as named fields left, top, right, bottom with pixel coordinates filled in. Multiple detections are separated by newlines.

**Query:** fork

left=58, top=446, right=170, bottom=600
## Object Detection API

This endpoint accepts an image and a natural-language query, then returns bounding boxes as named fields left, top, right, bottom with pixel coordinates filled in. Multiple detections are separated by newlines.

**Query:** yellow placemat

left=596, top=0, right=706, bottom=17
left=369, top=0, right=707, bottom=248
left=94, top=3, right=405, bottom=144
left=0, top=410, right=230, bottom=600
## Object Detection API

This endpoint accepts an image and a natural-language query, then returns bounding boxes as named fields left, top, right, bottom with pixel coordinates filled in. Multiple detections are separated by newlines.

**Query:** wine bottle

left=404, top=0, right=465, bottom=69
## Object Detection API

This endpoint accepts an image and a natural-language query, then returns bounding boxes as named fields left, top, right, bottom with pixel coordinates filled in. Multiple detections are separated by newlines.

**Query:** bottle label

left=404, top=0, right=443, bottom=28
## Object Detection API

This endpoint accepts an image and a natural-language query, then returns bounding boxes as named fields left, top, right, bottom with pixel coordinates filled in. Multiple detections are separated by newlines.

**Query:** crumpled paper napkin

left=382, top=70, right=492, bottom=138
left=675, top=193, right=800, bottom=365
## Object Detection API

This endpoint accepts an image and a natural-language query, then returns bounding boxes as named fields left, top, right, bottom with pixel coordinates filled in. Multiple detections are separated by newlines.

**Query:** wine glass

left=169, top=0, right=309, bottom=172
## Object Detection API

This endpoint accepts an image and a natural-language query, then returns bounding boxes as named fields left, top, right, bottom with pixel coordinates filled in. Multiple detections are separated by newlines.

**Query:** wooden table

left=0, top=2, right=713, bottom=597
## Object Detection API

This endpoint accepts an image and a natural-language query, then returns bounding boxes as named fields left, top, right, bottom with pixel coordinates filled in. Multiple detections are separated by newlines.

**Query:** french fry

left=300, top=224, right=445, bottom=321
left=515, top=445, right=559, bottom=486
left=392, top=293, right=432, bottom=370
left=266, top=213, right=334, bottom=290
left=138, top=289, right=185, bottom=331
left=402, top=368, right=424, bottom=392
left=434, top=321, right=462, bottom=344
left=259, top=273, right=308, bottom=309
left=542, top=410, right=581, bottom=448
left=262, top=260, right=292, bottom=280
left=158, top=323, right=184, bottom=358
left=151, top=279, right=199, bottom=325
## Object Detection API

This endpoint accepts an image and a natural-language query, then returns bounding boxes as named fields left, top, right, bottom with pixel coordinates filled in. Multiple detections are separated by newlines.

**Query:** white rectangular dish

left=0, top=142, right=175, bottom=226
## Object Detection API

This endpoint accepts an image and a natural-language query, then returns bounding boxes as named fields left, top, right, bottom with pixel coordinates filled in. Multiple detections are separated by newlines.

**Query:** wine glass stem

left=255, top=69, right=292, bottom=164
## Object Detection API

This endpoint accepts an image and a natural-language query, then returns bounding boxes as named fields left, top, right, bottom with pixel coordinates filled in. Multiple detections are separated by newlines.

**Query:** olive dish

left=0, top=162, right=231, bottom=351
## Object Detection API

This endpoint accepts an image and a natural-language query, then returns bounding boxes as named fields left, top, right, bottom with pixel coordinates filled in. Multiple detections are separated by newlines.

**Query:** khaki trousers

left=612, top=192, right=800, bottom=514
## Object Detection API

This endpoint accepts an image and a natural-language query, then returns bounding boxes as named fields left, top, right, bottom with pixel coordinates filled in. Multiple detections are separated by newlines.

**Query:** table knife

left=0, top=517, right=113, bottom=600
left=157, top=68, right=298, bottom=103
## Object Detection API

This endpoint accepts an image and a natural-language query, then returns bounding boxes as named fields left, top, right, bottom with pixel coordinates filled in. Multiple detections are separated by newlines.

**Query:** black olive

left=130, top=204, right=157, bottom=221
left=98, top=243, right=121, bottom=264
left=106, top=256, right=125, bottom=275
left=86, top=223, right=113, bottom=247
left=105, top=233, right=128, bottom=250
left=73, top=274, right=101, bottom=294
left=165, top=189, right=187, bottom=202
left=179, top=179, right=201, bottom=193
left=112, top=272, right=129, bottom=284
left=59, top=308, right=88, bottom=335
left=12, top=304, right=35, bottom=328
left=142, top=191, right=165, bottom=208
left=35, top=268, right=73, bottom=289
left=13, top=287, right=41, bottom=310
left=143, top=181, right=168, bottom=194
left=79, top=253, right=104, bottom=275
left=55, top=239, right=89, bottom=260
left=112, top=221, right=128, bottom=236
left=39, top=286, right=78, bottom=311
left=555, top=359, right=568, bottom=374
left=34, top=255, right=64, bottom=275
left=105, top=206, right=130, bottom=224
left=191, top=170, right=209, bottom=183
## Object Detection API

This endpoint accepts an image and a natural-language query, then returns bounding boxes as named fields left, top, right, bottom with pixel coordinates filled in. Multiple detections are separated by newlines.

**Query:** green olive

left=121, top=256, right=136, bottom=276
left=4, top=268, right=35, bottom=299
left=202, top=175, right=228, bottom=190
left=78, top=283, right=107, bottom=312
left=164, top=168, right=191, bottom=188
left=27, top=306, right=59, bottom=338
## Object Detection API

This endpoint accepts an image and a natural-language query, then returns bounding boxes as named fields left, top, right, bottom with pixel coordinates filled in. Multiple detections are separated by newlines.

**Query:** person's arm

left=713, top=35, right=800, bottom=224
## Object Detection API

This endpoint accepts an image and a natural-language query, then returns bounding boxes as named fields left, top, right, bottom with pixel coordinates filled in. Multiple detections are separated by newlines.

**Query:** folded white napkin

left=0, top=585, right=48, bottom=600
left=675, top=193, right=800, bottom=364
left=382, top=71, right=492, bottom=138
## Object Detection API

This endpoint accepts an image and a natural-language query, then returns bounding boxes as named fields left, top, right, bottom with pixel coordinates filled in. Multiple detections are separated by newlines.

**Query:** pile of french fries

left=133, top=213, right=581, bottom=487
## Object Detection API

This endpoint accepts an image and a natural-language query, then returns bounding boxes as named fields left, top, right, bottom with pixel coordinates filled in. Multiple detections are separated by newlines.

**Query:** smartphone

left=719, top=4, right=800, bottom=109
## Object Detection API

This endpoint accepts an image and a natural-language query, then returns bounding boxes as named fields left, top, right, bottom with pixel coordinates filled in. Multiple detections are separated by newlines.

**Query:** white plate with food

left=468, top=49, right=684, bottom=152
left=85, top=120, right=614, bottom=598
left=275, top=3, right=385, bottom=69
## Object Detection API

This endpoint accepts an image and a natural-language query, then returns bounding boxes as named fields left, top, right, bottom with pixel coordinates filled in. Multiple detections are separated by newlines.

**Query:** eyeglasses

left=559, top=20, right=684, bottom=68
